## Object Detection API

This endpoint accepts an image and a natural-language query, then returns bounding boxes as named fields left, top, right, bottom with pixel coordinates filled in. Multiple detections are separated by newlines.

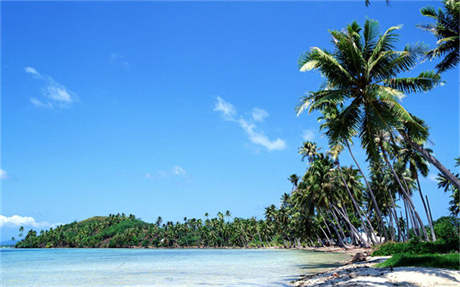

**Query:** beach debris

left=351, top=252, right=367, bottom=263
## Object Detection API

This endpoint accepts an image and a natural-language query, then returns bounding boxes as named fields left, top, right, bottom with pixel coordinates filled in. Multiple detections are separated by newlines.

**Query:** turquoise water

left=0, top=248, right=349, bottom=286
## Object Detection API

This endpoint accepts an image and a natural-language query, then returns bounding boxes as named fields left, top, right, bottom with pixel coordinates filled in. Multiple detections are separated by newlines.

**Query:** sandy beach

left=293, top=250, right=460, bottom=287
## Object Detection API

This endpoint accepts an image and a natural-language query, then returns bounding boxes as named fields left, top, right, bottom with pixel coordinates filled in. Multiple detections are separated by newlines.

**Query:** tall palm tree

left=396, top=128, right=436, bottom=240
left=419, top=0, right=459, bottom=73
left=288, top=174, right=300, bottom=190
left=318, top=105, right=387, bottom=239
left=437, top=157, right=460, bottom=216
left=297, top=19, right=460, bottom=192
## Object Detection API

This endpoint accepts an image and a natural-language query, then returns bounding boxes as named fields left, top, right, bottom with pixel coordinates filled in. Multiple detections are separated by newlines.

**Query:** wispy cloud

left=214, top=96, right=236, bottom=120
left=251, top=108, right=269, bottom=122
left=25, top=66, right=77, bottom=109
left=213, top=97, right=286, bottom=151
left=0, top=169, right=7, bottom=180
left=25, top=66, right=40, bottom=77
left=302, top=129, right=315, bottom=141
left=145, top=165, right=187, bottom=179
left=0, top=215, right=55, bottom=228
left=173, top=165, right=186, bottom=176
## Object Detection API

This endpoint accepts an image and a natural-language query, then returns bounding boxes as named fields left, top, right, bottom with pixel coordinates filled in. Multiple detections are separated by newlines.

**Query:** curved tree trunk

left=415, top=175, right=436, bottom=241
left=318, top=225, right=332, bottom=246
left=403, top=134, right=460, bottom=191
left=330, top=210, right=348, bottom=247
left=380, top=146, right=429, bottom=240
left=425, top=194, right=435, bottom=234
left=336, top=162, right=377, bottom=245
left=334, top=205, right=369, bottom=247
left=345, top=141, right=387, bottom=241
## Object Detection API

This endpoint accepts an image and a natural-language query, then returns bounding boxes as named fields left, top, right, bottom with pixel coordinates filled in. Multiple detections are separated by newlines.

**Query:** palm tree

left=318, top=105, right=387, bottom=240
left=299, top=141, right=320, bottom=162
left=297, top=19, right=460, bottom=193
left=419, top=0, right=459, bottom=73
left=288, top=174, right=300, bottom=190
left=437, top=158, right=460, bottom=216
left=397, top=127, right=436, bottom=240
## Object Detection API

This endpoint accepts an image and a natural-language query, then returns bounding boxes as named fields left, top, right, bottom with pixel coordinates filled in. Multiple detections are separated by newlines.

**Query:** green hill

left=15, top=213, right=278, bottom=248
left=16, top=214, right=154, bottom=248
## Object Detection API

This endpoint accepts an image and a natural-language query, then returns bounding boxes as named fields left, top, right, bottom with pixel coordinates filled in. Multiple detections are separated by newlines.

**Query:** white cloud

left=30, top=97, right=52, bottom=108
left=0, top=169, right=7, bottom=180
left=302, top=129, right=315, bottom=141
left=24, top=66, right=41, bottom=77
left=0, top=215, right=53, bottom=228
left=145, top=166, right=187, bottom=179
left=25, top=67, right=76, bottom=109
left=214, top=97, right=286, bottom=151
left=45, top=84, right=73, bottom=103
left=252, top=108, right=269, bottom=122
left=214, top=96, right=236, bottom=120
left=239, top=119, right=286, bottom=151
left=173, top=165, right=186, bottom=176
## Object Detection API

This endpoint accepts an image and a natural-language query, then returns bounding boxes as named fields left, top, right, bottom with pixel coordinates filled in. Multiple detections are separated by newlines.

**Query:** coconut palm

left=288, top=174, right=300, bottom=190
left=437, top=158, right=460, bottom=216
left=297, top=19, right=460, bottom=192
left=419, top=0, right=459, bottom=73
left=396, top=122, right=436, bottom=240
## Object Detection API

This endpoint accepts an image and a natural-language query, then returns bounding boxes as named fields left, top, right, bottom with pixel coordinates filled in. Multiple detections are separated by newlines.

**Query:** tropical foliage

left=419, top=0, right=459, bottom=72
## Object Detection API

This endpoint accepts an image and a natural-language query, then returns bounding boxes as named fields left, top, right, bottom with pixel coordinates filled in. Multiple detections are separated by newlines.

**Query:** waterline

left=1, top=248, right=349, bottom=286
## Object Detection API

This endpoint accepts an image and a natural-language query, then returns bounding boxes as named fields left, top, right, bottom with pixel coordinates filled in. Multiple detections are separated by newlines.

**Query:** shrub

left=372, top=238, right=459, bottom=256
left=376, top=253, right=460, bottom=270
left=433, top=216, right=459, bottom=241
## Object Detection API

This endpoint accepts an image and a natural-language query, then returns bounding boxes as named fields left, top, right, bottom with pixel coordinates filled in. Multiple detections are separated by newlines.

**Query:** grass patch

left=371, top=239, right=459, bottom=256
left=376, top=253, right=460, bottom=270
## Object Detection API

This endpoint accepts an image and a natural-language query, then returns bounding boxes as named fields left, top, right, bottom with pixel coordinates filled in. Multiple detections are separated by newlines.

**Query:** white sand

left=294, top=256, right=460, bottom=287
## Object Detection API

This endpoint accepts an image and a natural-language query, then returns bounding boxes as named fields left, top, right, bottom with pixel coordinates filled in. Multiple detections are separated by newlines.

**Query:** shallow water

left=0, top=248, right=349, bottom=286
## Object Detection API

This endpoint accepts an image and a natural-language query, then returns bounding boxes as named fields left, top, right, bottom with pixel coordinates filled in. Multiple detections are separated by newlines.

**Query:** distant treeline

left=16, top=212, right=283, bottom=248
left=15, top=212, right=459, bottom=249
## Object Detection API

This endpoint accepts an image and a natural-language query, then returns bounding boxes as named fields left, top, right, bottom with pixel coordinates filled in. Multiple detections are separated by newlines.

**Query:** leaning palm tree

left=288, top=174, right=300, bottom=190
left=419, top=0, right=459, bottom=73
left=297, top=19, right=460, bottom=191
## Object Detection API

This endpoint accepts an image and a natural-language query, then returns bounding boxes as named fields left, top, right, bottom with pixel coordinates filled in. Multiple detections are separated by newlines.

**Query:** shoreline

left=293, top=252, right=460, bottom=287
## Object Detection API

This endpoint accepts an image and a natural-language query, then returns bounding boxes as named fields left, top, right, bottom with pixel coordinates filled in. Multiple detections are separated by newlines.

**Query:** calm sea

left=0, top=248, right=348, bottom=286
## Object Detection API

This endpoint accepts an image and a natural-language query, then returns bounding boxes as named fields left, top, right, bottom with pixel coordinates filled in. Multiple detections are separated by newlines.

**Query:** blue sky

left=1, top=1, right=458, bottom=241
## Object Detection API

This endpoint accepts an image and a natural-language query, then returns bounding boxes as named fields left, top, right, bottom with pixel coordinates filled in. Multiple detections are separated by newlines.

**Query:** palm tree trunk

left=399, top=173, right=428, bottom=240
left=322, top=216, right=334, bottom=242
left=380, top=146, right=429, bottom=240
left=345, top=141, right=387, bottom=240
left=403, top=135, right=460, bottom=191
left=327, top=213, right=346, bottom=248
left=330, top=210, right=348, bottom=246
left=318, top=225, right=331, bottom=245
left=388, top=211, right=395, bottom=241
left=387, top=192, right=402, bottom=241
left=336, top=162, right=377, bottom=245
left=415, top=175, right=436, bottom=241
left=425, top=194, right=435, bottom=235
left=334, top=205, right=369, bottom=247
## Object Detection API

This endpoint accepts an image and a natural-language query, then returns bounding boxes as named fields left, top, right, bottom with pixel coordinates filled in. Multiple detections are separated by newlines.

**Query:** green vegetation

left=376, top=253, right=460, bottom=270
left=372, top=216, right=459, bottom=256
left=16, top=213, right=288, bottom=248
left=372, top=239, right=458, bottom=256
